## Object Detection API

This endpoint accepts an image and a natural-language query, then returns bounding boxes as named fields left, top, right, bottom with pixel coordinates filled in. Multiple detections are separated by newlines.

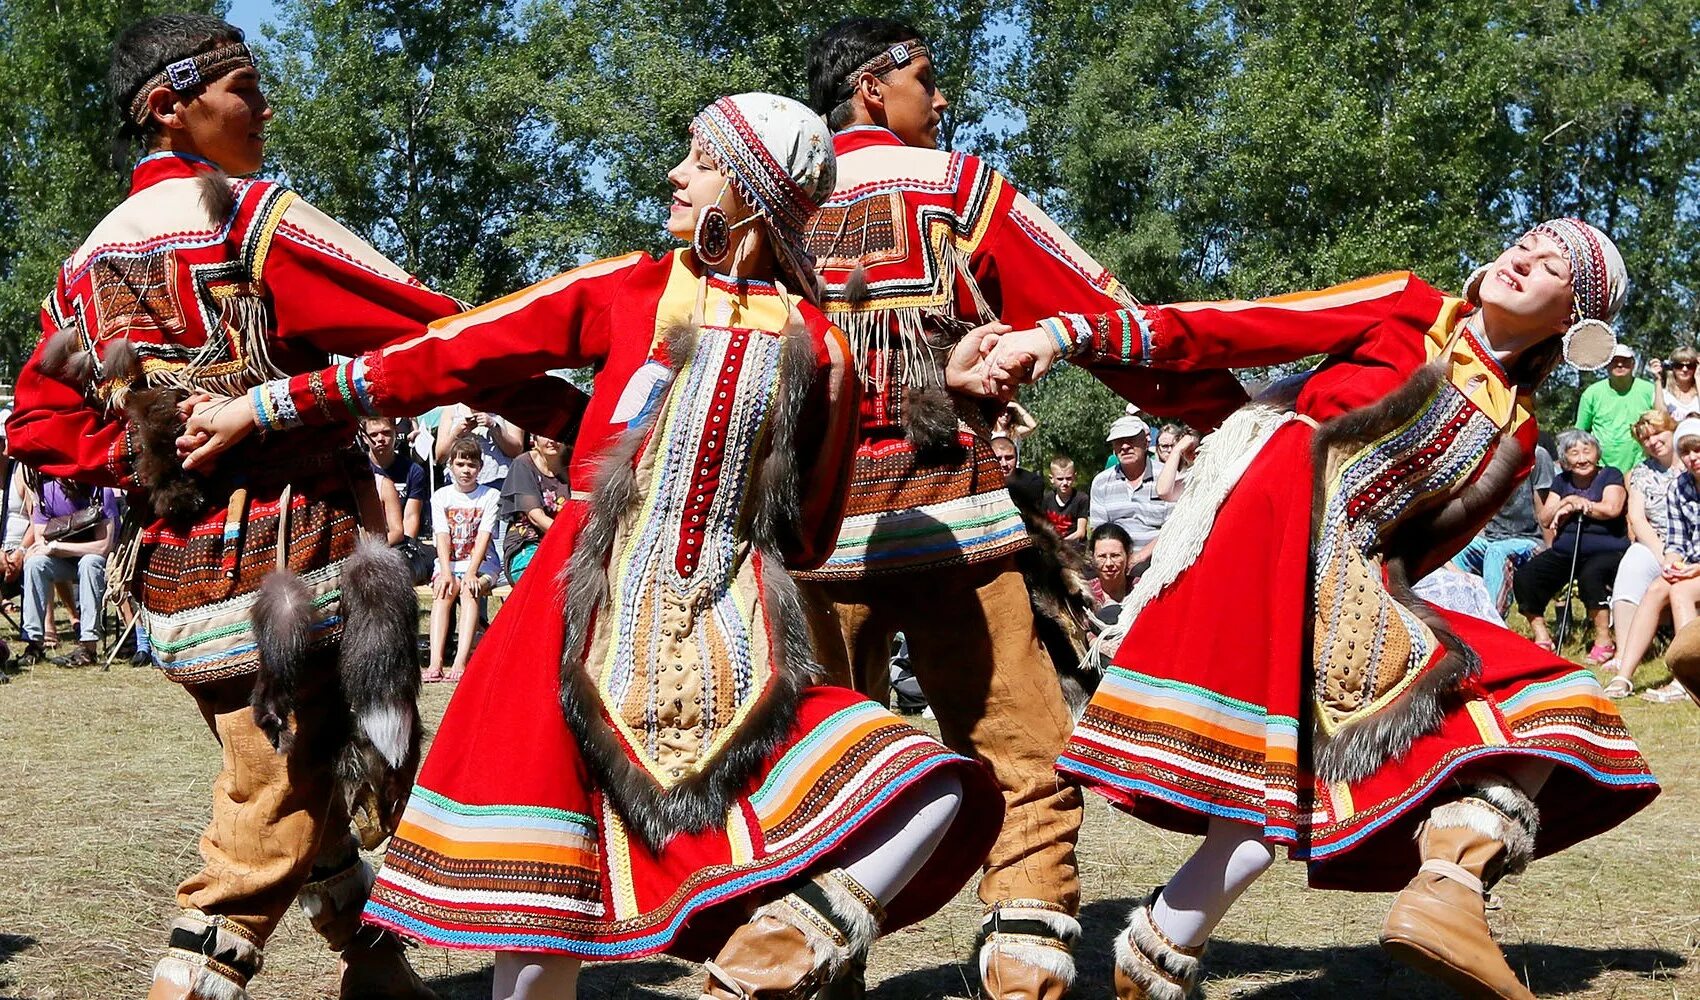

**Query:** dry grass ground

left=2, top=630, right=1696, bottom=999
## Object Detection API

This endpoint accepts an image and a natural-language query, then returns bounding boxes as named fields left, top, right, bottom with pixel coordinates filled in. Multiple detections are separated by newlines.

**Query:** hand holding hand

left=945, top=321, right=1016, bottom=399
left=179, top=395, right=259, bottom=472
left=986, top=327, right=1063, bottom=385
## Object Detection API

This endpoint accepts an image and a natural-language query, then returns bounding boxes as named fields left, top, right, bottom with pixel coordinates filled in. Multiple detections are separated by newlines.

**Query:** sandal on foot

left=1587, top=642, right=1617, bottom=664
left=1602, top=676, right=1634, bottom=699
left=1641, top=680, right=1692, bottom=703
left=1533, top=638, right=1556, bottom=652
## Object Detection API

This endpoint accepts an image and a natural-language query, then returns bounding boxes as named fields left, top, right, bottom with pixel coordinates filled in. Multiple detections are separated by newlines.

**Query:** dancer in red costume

left=181, top=93, right=1004, bottom=1000
left=991, top=222, right=1658, bottom=999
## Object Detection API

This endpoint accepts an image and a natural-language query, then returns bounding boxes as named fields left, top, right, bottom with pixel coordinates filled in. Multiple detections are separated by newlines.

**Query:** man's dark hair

left=807, top=17, right=929, bottom=131
left=1090, top=522, right=1133, bottom=552
left=108, top=14, right=244, bottom=139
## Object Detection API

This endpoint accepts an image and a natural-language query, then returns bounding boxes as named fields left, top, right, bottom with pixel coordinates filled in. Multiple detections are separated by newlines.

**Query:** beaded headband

left=842, top=39, right=931, bottom=89
left=1527, top=218, right=1612, bottom=323
left=127, top=43, right=256, bottom=126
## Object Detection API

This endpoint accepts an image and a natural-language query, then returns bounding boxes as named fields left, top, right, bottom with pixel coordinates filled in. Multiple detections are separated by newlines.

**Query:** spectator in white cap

left=1088, top=406, right=1172, bottom=559
left=1578, top=342, right=1656, bottom=472
left=1602, top=415, right=1700, bottom=698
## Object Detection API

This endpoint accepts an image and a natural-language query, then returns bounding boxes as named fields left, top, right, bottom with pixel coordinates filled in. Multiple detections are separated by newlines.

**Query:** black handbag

left=42, top=504, right=103, bottom=543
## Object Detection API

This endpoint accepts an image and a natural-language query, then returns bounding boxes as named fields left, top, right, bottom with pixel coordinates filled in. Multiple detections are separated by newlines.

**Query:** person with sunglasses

left=1650, top=345, right=1700, bottom=421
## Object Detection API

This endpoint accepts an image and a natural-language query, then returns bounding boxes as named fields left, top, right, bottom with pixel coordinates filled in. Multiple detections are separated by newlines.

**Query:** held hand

left=179, top=395, right=259, bottom=472
left=986, top=327, right=1063, bottom=385
left=945, top=322, right=1013, bottom=398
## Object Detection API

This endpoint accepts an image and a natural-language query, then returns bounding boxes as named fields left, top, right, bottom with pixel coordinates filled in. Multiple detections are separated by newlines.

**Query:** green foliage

left=0, top=0, right=225, bottom=376
left=1019, top=363, right=1128, bottom=473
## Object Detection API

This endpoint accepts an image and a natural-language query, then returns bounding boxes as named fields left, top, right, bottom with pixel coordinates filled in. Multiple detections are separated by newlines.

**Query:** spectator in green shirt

left=1578, top=344, right=1657, bottom=472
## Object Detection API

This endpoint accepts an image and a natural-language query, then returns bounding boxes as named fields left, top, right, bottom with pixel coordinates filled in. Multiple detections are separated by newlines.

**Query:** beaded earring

left=694, top=205, right=731, bottom=266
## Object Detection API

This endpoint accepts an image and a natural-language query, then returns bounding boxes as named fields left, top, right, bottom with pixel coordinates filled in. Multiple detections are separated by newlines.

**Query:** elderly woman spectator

left=1089, top=409, right=1170, bottom=558
left=1650, top=346, right=1700, bottom=421
left=1603, top=416, right=1700, bottom=699
left=1450, top=442, right=1554, bottom=617
left=1512, top=428, right=1629, bottom=656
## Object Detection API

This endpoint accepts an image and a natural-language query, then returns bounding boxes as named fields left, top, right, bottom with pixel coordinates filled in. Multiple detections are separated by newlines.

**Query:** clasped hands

left=944, top=321, right=1063, bottom=400
left=173, top=319, right=1061, bottom=473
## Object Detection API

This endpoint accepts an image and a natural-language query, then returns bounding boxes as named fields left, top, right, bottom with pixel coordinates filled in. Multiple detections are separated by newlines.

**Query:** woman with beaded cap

left=180, top=93, right=1005, bottom=1000
left=985, top=222, right=1659, bottom=999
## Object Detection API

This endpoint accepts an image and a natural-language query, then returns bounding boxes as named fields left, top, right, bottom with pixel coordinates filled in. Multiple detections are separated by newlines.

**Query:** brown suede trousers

left=803, top=556, right=1083, bottom=912
left=177, top=656, right=364, bottom=947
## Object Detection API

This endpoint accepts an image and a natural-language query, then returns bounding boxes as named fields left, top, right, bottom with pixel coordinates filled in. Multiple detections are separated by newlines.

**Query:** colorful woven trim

left=1528, top=218, right=1610, bottom=322
left=127, top=43, right=256, bottom=126
left=1039, top=309, right=1144, bottom=365
left=265, top=358, right=375, bottom=429
left=843, top=40, right=931, bottom=87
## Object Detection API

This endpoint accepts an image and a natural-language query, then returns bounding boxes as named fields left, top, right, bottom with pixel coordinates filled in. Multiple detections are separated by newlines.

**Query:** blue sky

left=226, top=0, right=280, bottom=37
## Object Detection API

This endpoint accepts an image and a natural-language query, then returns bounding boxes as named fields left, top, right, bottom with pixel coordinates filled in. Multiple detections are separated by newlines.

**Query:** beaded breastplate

left=586, top=320, right=790, bottom=787
left=1311, top=368, right=1504, bottom=739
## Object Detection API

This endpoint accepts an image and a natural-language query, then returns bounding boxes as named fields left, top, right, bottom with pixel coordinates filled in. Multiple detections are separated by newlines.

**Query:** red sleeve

left=7, top=293, right=133, bottom=488
left=261, top=198, right=465, bottom=358
left=1054, top=271, right=1422, bottom=373
left=782, top=316, right=861, bottom=571
left=254, top=253, right=647, bottom=430
left=970, top=179, right=1249, bottom=430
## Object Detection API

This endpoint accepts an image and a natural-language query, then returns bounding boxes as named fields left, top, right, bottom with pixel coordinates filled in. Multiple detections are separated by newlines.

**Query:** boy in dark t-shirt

left=1043, top=455, right=1089, bottom=549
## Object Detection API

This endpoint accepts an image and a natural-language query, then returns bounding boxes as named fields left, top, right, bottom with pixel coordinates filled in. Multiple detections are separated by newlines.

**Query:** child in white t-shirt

left=426, top=436, right=500, bottom=682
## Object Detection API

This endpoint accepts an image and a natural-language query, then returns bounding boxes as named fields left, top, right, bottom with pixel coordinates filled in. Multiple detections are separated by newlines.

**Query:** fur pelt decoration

left=557, top=321, right=823, bottom=854
left=249, top=537, right=423, bottom=849
left=1012, top=501, right=1098, bottom=717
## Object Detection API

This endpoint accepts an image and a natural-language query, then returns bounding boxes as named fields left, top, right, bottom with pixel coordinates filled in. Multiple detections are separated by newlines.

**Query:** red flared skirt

left=363, top=502, right=1003, bottom=958
left=1058, top=422, right=1658, bottom=890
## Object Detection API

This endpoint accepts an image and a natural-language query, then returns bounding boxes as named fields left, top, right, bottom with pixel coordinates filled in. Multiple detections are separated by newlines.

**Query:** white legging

left=1146, top=763, right=1555, bottom=950
left=493, top=768, right=965, bottom=999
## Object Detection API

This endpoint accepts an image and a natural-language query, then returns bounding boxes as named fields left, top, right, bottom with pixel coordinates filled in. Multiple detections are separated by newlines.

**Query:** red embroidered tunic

left=799, top=127, right=1246, bottom=579
left=5, top=152, right=487, bottom=682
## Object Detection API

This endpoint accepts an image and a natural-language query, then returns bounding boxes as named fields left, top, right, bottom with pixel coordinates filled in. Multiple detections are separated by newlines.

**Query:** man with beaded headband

left=981, top=221, right=1659, bottom=998
left=177, top=93, right=1008, bottom=1000
left=1, top=13, right=576, bottom=1000
left=800, top=18, right=1249, bottom=1000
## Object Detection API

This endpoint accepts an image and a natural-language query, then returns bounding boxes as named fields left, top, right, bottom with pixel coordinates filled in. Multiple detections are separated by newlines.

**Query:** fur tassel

left=334, top=537, right=423, bottom=843
left=39, top=327, right=94, bottom=387
left=902, top=384, right=963, bottom=457
left=249, top=569, right=313, bottom=755
left=557, top=322, right=823, bottom=854
left=103, top=336, right=140, bottom=411
left=125, top=387, right=207, bottom=521
left=976, top=902, right=1081, bottom=990
left=197, top=169, right=236, bottom=224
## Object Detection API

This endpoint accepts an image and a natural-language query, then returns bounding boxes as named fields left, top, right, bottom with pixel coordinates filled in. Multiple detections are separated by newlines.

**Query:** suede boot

left=1111, top=889, right=1203, bottom=1000
left=146, top=910, right=263, bottom=1000
left=701, top=869, right=882, bottom=1000
left=1380, top=785, right=1539, bottom=1000
left=298, top=855, right=439, bottom=1000
left=975, top=899, right=1081, bottom=1000
left=1663, top=618, right=1700, bottom=706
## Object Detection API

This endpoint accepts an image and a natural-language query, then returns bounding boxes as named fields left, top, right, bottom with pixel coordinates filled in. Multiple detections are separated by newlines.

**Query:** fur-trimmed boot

left=701, top=869, right=882, bottom=999
left=146, top=911, right=263, bottom=1000
left=297, top=856, right=439, bottom=1000
left=975, top=899, right=1081, bottom=1000
left=1111, top=890, right=1203, bottom=1000
left=1380, top=780, right=1539, bottom=999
